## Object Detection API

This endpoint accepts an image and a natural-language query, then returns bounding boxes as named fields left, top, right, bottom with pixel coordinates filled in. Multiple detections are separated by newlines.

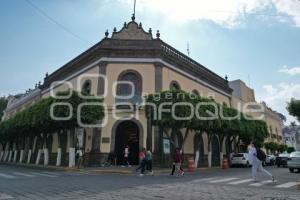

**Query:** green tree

left=0, top=96, right=7, bottom=120
left=0, top=90, right=104, bottom=166
left=287, top=98, right=300, bottom=122
left=278, top=144, right=288, bottom=153
left=287, top=146, right=295, bottom=153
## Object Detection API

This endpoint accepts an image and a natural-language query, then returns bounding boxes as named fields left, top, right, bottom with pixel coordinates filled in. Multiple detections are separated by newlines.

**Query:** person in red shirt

left=136, top=148, right=146, bottom=172
left=170, top=148, right=184, bottom=177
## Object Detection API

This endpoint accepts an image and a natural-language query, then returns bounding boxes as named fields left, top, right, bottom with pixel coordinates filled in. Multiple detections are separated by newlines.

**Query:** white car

left=287, top=151, right=300, bottom=173
left=230, top=153, right=250, bottom=167
left=264, top=155, right=276, bottom=166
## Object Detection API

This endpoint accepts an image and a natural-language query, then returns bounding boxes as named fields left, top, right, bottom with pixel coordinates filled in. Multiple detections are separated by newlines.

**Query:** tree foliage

left=0, top=96, right=7, bottom=120
left=264, top=141, right=288, bottom=153
left=0, top=91, right=104, bottom=145
left=287, top=98, right=300, bottom=122
left=145, top=90, right=268, bottom=150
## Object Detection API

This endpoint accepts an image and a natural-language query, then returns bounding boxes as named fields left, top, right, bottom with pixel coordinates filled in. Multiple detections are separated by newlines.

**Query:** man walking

left=76, top=148, right=84, bottom=169
left=247, top=142, right=274, bottom=182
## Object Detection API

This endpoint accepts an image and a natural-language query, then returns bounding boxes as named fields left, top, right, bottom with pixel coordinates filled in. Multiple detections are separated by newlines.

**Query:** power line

left=24, top=0, right=93, bottom=45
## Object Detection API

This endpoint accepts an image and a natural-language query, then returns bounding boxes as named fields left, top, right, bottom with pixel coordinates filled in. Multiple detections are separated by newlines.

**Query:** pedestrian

left=76, top=148, right=84, bottom=169
left=124, top=145, right=131, bottom=167
left=247, top=142, right=274, bottom=182
left=140, top=149, right=153, bottom=176
left=170, top=148, right=184, bottom=176
left=136, top=148, right=146, bottom=172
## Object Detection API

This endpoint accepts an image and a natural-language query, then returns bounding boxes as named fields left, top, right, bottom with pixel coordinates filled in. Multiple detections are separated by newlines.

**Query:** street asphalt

left=0, top=164, right=299, bottom=200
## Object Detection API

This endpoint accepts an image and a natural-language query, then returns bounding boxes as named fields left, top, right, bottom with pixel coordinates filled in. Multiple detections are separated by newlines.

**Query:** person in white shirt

left=124, top=145, right=131, bottom=167
left=76, top=148, right=84, bottom=169
left=247, top=142, right=274, bottom=182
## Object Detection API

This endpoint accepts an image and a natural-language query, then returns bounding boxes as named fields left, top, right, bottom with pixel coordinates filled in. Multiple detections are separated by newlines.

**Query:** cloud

left=279, top=65, right=300, bottom=75
left=260, top=82, right=300, bottom=124
left=272, top=0, right=300, bottom=27
left=118, top=0, right=300, bottom=28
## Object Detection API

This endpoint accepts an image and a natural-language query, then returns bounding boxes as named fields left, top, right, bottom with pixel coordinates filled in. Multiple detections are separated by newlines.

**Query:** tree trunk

left=43, top=133, right=49, bottom=166
left=43, top=148, right=49, bottom=166
left=13, top=142, right=18, bottom=163
left=68, top=128, right=76, bottom=168
left=207, top=134, right=212, bottom=168
left=8, top=150, right=12, bottom=162
left=219, top=136, right=225, bottom=167
left=4, top=142, right=10, bottom=162
left=26, top=137, right=33, bottom=164
left=0, top=151, right=3, bottom=162
left=35, top=149, right=42, bottom=165
left=56, top=131, right=62, bottom=166
left=27, top=149, right=32, bottom=164
left=194, top=150, right=199, bottom=168
left=19, top=137, right=26, bottom=163
left=19, top=150, right=24, bottom=163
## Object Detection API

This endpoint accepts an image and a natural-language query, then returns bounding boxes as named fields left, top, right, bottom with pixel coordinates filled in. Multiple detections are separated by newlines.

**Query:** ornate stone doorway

left=114, top=120, right=141, bottom=165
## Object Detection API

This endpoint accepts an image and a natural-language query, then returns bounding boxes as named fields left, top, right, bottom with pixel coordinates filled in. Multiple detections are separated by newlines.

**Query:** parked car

left=275, top=153, right=290, bottom=167
left=230, top=153, right=249, bottom=167
left=264, top=155, right=276, bottom=166
left=287, top=151, right=300, bottom=173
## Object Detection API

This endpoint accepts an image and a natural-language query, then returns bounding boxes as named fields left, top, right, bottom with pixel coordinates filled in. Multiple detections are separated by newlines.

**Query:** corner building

left=23, top=17, right=235, bottom=167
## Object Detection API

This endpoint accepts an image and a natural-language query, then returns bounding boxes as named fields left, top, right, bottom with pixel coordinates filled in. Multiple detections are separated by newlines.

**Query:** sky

left=0, top=0, right=299, bottom=124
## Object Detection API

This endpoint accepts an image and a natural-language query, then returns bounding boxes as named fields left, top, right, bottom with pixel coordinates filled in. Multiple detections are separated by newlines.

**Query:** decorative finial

left=105, top=29, right=109, bottom=38
left=113, top=27, right=117, bottom=33
left=156, top=30, right=160, bottom=39
left=131, top=13, right=135, bottom=21
left=225, top=75, right=228, bottom=81
left=149, top=28, right=152, bottom=34
left=124, top=22, right=127, bottom=27
left=35, top=83, right=38, bottom=89
left=139, top=22, right=142, bottom=28
left=45, top=72, right=48, bottom=78
left=38, top=81, right=41, bottom=87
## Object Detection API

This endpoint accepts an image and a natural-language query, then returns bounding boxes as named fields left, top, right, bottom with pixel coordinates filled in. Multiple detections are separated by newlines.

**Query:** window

left=269, top=126, right=273, bottom=134
left=82, top=80, right=92, bottom=94
left=192, top=90, right=199, bottom=96
left=170, top=81, right=181, bottom=90
left=117, top=71, right=142, bottom=96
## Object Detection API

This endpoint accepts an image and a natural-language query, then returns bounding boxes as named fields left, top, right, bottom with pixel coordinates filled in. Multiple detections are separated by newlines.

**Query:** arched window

left=82, top=80, right=92, bottom=94
left=192, top=89, right=199, bottom=96
left=117, top=71, right=142, bottom=96
left=170, top=81, right=181, bottom=90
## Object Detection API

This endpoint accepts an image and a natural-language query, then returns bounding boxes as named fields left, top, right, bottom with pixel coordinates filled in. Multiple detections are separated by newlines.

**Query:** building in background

left=229, top=80, right=284, bottom=144
left=2, top=88, right=41, bottom=121
left=283, top=123, right=300, bottom=151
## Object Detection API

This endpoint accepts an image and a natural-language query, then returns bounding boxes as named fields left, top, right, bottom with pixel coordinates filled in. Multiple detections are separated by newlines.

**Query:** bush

left=287, top=147, right=295, bottom=153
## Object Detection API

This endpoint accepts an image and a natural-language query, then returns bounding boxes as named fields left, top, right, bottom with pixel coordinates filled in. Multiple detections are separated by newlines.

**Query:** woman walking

left=170, top=148, right=184, bottom=177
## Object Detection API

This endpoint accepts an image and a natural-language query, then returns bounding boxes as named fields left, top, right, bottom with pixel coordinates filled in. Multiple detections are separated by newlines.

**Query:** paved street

left=0, top=164, right=299, bottom=200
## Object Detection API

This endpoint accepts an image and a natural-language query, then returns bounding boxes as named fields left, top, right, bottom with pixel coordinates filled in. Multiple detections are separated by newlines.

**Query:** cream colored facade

left=2, top=18, right=284, bottom=168
left=229, top=80, right=283, bottom=144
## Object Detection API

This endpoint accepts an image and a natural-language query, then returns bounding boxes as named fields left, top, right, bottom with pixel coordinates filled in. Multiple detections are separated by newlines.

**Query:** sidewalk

left=1, top=162, right=220, bottom=175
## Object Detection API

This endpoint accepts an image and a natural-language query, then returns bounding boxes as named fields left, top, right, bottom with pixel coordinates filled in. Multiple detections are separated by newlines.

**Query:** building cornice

left=43, top=39, right=232, bottom=95
left=42, top=57, right=232, bottom=98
